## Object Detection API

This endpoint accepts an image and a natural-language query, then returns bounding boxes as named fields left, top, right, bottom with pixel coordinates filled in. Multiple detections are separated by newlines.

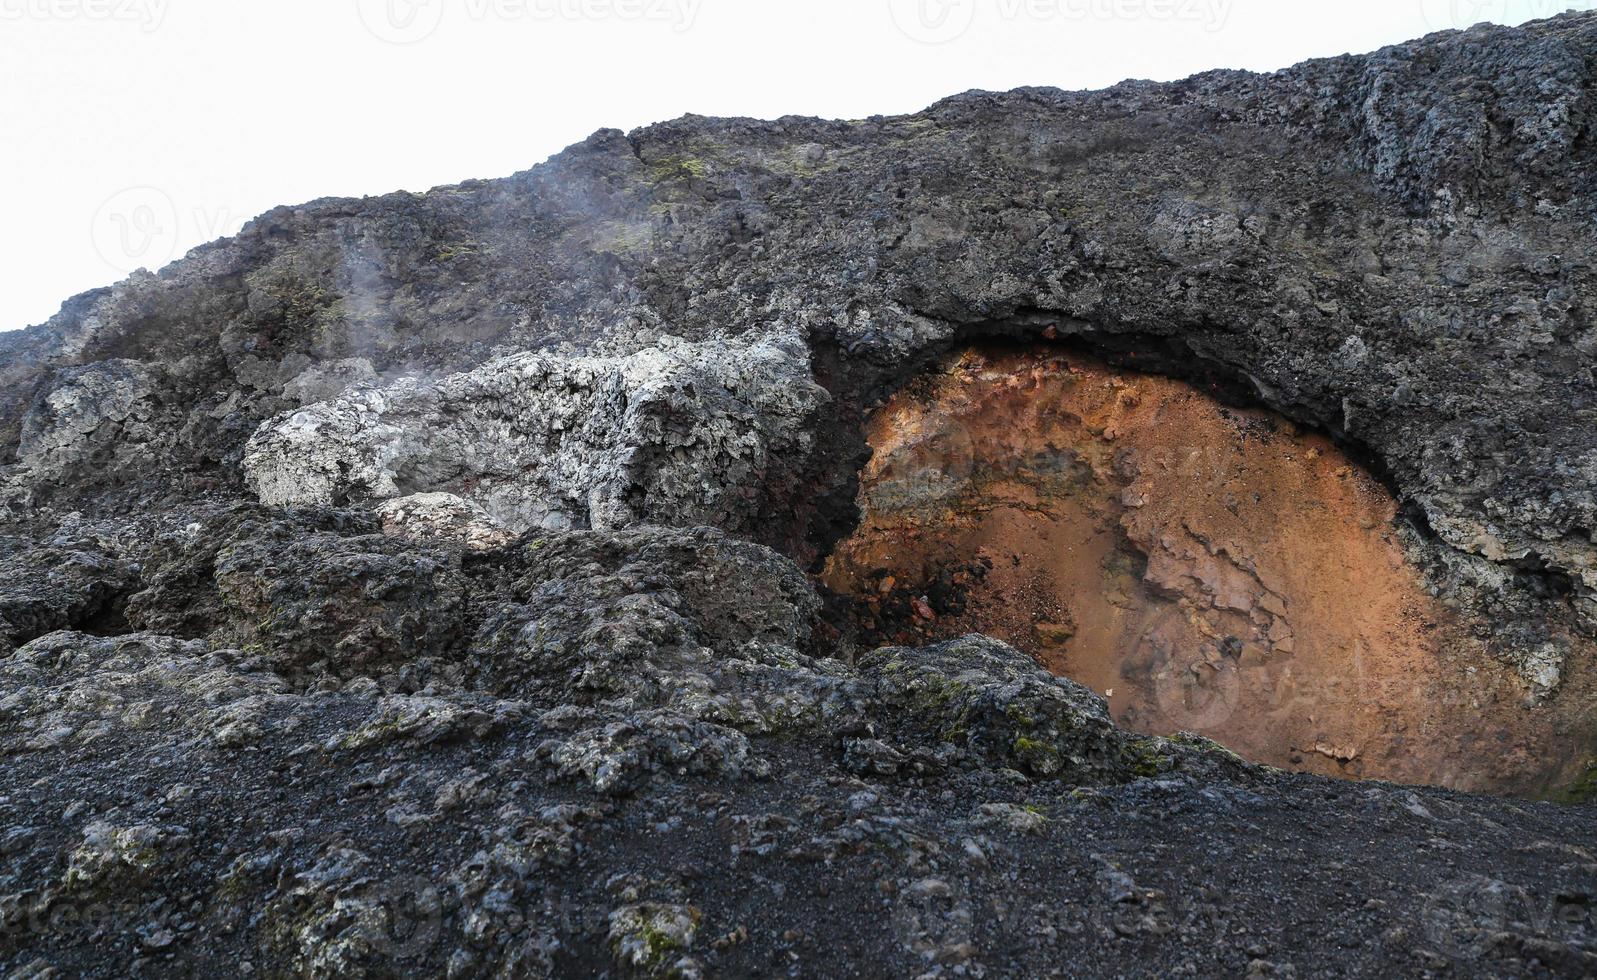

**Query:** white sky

left=1, top=0, right=1588, bottom=332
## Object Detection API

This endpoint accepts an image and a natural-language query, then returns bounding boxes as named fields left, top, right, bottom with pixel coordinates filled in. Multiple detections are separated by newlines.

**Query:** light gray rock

left=374, top=492, right=517, bottom=551
left=242, top=330, right=824, bottom=533
left=12, top=360, right=163, bottom=482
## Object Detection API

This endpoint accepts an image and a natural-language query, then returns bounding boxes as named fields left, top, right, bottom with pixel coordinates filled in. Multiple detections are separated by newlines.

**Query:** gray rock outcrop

left=1, top=14, right=1595, bottom=978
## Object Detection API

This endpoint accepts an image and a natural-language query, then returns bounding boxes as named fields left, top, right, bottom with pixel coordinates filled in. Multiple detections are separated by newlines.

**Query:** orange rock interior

left=823, top=346, right=1588, bottom=795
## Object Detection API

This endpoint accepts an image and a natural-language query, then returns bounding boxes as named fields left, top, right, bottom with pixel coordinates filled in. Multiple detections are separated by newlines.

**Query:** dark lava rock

left=1, top=14, right=1595, bottom=978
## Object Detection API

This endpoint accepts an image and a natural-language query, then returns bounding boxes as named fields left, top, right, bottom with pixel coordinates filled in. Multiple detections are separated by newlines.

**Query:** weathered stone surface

left=244, top=332, right=824, bottom=533
left=0, top=537, right=138, bottom=654
left=374, top=492, right=518, bottom=551
left=124, top=506, right=471, bottom=679
left=0, top=15, right=1595, bottom=978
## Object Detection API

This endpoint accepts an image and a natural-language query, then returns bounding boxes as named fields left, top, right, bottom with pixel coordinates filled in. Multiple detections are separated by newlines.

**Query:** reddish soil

left=824, top=347, right=1591, bottom=795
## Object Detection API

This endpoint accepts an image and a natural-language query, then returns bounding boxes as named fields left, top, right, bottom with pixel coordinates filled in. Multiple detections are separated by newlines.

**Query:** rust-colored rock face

left=825, top=347, right=1588, bottom=794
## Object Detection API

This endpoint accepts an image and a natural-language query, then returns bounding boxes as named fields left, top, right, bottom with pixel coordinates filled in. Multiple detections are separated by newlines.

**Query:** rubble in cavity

left=825, top=347, right=1594, bottom=795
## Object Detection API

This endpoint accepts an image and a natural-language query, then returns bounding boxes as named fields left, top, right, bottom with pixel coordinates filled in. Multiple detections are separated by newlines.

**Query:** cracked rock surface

left=1, top=14, right=1596, bottom=978
left=243, top=331, right=824, bottom=533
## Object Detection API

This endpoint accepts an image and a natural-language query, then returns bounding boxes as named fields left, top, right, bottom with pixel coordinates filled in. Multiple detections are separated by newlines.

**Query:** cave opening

left=820, top=342, right=1582, bottom=795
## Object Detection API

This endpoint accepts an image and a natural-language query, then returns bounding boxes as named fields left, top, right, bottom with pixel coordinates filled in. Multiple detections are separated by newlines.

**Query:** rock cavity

left=825, top=347, right=1593, bottom=795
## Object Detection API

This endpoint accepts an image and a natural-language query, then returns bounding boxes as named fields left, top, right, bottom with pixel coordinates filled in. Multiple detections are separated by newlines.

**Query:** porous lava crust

left=2, top=14, right=1597, bottom=978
